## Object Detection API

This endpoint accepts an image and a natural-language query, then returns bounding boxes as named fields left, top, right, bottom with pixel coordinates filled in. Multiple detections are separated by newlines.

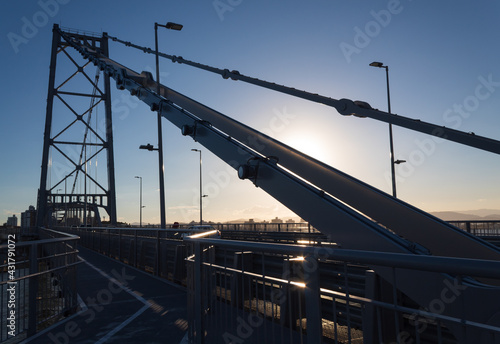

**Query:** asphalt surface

left=23, top=247, right=187, bottom=344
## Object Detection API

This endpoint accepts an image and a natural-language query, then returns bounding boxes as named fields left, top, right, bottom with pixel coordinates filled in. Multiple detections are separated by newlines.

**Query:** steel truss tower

left=37, top=24, right=117, bottom=227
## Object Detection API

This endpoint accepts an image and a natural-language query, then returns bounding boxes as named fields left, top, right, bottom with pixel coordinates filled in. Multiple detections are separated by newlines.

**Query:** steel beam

left=37, top=25, right=61, bottom=229
left=38, top=25, right=117, bottom=228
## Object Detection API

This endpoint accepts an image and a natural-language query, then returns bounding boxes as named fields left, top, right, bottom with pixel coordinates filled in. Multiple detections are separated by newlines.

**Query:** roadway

left=23, top=247, right=188, bottom=344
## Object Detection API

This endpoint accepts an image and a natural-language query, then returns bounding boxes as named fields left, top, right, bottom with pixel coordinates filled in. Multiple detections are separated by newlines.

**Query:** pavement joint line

left=22, top=249, right=188, bottom=343
left=94, top=303, right=150, bottom=344
left=79, top=250, right=190, bottom=343
left=78, top=255, right=154, bottom=343
left=80, top=252, right=190, bottom=344
left=77, top=293, right=88, bottom=312
left=78, top=255, right=150, bottom=305
left=179, top=332, right=189, bottom=344
left=78, top=246, right=186, bottom=292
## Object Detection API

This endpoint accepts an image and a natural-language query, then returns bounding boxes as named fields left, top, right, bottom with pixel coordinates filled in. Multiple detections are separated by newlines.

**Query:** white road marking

left=80, top=256, right=151, bottom=343
left=179, top=332, right=189, bottom=344
left=94, top=304, right=150, bottom=344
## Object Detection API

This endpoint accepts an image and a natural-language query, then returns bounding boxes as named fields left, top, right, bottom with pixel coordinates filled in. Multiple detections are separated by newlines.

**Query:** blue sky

left=1, top=0, right=500, bottom=225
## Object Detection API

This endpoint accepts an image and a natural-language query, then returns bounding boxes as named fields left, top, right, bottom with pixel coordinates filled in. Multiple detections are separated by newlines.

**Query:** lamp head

left=139, top=143, right=156, bottom=151
left=369, top=61, right=384, bottom=68
left=166, top=22, right=183, bottom=31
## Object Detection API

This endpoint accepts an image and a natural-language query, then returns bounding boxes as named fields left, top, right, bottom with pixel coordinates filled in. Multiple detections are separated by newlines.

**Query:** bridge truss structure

left=37, top=27, right=116, bottom=227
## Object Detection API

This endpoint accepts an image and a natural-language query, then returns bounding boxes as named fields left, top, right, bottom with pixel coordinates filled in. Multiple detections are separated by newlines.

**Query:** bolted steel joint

left=238, top=164, right=257, bottom=180
left=181, top=124, right=195, bottom=136
left=150, top=103, right=160, bottom=112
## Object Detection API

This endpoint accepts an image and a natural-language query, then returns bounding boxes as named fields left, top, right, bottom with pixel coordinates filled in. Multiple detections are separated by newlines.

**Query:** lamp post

left=134, top=176, right=143, bottom=227
left=154, top=21, right=183, bottom=229
left=369, top=61, right=403, bottom=198
left=191, top=149, right=207, bottom=226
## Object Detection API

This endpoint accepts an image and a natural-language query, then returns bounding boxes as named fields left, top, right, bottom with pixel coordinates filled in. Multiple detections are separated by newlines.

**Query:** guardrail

left=0, top=228, right=80, bottom=343
left=184, top=237, right=500, bottom=344
left=449, top=220, right=500, bottom=237
left=83, top=220, right=500, bottom=235
left=55, top=223, right=500, bottom=343
left=212, top=223, right=319, bottom=233
left=96, top=222, right=319, bottom=233
left=62, top=227, right=190, bottom=284
left=61, top=227, right=327, bottom=286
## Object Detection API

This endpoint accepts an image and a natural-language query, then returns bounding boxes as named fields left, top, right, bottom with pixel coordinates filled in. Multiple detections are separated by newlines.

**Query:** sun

left=283, top=135, right=331, bottom=163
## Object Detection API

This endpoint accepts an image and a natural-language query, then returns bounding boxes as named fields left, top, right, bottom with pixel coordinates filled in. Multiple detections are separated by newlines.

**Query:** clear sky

left=1, top=0, right=500, bottom=225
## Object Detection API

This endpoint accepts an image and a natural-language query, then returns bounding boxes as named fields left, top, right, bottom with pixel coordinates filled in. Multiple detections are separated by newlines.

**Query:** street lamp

left=191, top=149, right=207, bottom=226
left=139, top=143, right=158, bottom=151
left=369, top=61, right=404, bottom=198
left=134, top=176, right=144, bottom=227
left=154, top=21, right=183, bottom=229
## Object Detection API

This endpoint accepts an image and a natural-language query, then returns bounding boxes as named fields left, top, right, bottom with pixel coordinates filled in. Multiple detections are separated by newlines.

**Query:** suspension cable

left=102, top=32, right=500, bottom=156
left=103, top=33, right=338, bottom=107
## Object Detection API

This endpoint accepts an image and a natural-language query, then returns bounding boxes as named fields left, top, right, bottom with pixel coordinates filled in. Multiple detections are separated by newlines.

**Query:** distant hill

left=431, top=209, right=500, bottom=221
left=459, top=209, right=500, bottom=218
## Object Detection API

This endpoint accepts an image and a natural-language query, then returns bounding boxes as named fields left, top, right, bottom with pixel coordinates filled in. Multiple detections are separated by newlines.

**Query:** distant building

left=6, top=215, right=18, bottom=227
left=21, top=206, right=36, bottom=229
left=286, top=218, right=295, bottom=223
left=271, top=217, right=283, bottom=224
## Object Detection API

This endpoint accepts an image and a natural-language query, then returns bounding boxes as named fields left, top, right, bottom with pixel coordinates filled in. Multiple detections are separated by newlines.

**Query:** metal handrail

left=0, top=228, right=80, bottom=342
left=185, top=237, right=500, bottom=343
left=0, top=230, right=79, bottom=250
left=184, top=237, right=500, bottom=279
left=0, top=261, right=82, bottom=285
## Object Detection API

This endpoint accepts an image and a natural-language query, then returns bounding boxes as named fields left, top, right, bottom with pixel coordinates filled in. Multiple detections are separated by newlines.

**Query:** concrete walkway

left=23, top=247, right=187, bottom=344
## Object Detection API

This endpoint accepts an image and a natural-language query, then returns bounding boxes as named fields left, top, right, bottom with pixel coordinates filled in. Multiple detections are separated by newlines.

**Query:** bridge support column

left=37, top=24, right=117, bottom=229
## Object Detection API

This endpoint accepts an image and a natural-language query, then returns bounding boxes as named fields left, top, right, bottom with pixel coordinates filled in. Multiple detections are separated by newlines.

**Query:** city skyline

left=1, top=1, right=500, bottom=225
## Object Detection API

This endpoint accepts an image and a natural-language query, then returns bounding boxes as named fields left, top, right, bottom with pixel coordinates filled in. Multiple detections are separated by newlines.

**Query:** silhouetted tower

left=37, top=24, right=117, bottom=228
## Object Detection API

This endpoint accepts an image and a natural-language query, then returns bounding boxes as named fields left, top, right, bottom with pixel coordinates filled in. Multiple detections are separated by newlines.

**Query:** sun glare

left=284, top=135, right=331, bottom=163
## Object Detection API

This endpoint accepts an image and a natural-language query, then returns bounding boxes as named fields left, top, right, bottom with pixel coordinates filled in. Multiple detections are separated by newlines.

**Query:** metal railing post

left=134, top=229, right=138, bottom=268
left=28, top=243, right=38, bottom=336
left=156, top=230, right=160, bottom=276
left=108, top=229, right=111, bottom=257
left=304, top=256, right=322, bottom=343
left=119, top=229, right=122, bottom=261
left=194, top=242, right=203, bottom=344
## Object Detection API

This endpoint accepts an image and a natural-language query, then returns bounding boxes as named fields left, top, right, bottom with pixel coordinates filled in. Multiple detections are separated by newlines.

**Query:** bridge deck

left=24, top=247, right=188, bottom=344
